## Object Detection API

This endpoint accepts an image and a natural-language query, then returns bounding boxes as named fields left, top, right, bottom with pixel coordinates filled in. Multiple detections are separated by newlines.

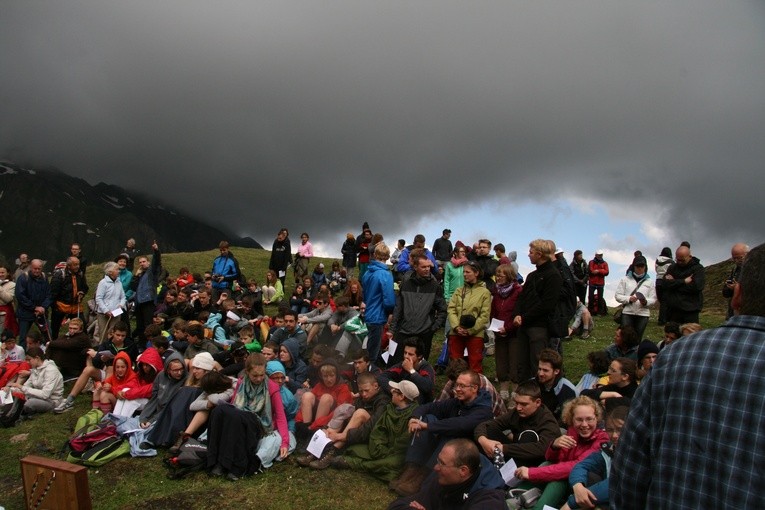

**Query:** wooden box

left=20, top=456, right=91, bottom=510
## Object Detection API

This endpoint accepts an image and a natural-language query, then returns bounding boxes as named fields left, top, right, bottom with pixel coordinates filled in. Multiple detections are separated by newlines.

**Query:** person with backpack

left=3, top=346, right=63, bottom=415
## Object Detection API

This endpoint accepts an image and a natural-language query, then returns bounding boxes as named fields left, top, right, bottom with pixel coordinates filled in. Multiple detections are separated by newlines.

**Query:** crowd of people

left=0, top=229, right=759, bottom=509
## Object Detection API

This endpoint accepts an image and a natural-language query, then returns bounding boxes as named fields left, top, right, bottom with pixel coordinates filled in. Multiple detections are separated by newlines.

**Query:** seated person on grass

left=329, top=380, right=419, bottom=482
left=533, top=348, right=577, bottom=425
left=92, top=351, right=136, bottom=414
left=305, top=344, right=334, bottom=389
left=341, top=348, right=382, bottom=398
left=266, top=360, right=298, bottom=455
left=389, top=370, right=494, bottom=497
left=379, top=338, right=435, bottom=405
left=561, top=406, right=629, bottom=510
left=388, top=438, right=507, bottom=510
left=138, top=352, right=187, bottom=430
left=581, top=357, right=638, bottom=406
left=605, top=325, right=639, bottom=361
left=237, top=324, right=262, bottom=353
left=183, top=322, right=220, bottom=369
left=316, top=296, right=361, bottom=359
left=574, top=351, right=610, bottom=395
left=439, top=358, right=507, bottom=418
left=3, top=346, right=63, bottom=416
left=270, top=311, right=308, bottom=358
left=474, top=380, right=560, bottom=467
left=294, top=358, right=353, bottom=442
left=298, top=293, right=333, bottom=346
left=261, top=341, right=279, bottom=362
left=168, top=369, right=235, bottom=454
left=298, top=371, right=390, bottom=469
left=513, top=396, right=609, bottom=510
left=279, top=338, right=308, bottom=395
left=54, top=322, right=137, bottom=413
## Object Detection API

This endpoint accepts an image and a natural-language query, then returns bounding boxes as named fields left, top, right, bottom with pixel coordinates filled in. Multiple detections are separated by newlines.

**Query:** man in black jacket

left=512, top=239, right=563, bottom=384
left=663, top=245, right=705, bottom=323
left=49, top=256, right=89, bottom=338
left=389, top=249, right=447, bottom=364
left=432, top=229, right=453, bottom=269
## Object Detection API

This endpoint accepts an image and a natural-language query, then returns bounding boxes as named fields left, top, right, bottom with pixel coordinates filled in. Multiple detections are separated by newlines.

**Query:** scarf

left=234, top=376, right=273, bottom=432
left=495, top=281, right=516, bottom=299
left=450, top=255, right=468, bottom=266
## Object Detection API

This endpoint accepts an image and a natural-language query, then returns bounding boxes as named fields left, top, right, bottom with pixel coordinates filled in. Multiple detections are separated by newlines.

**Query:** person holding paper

left=474, top=381, right=559, bottom=467
left=3, top=346, right=63, bottom=415
left=490, top=263, right=522, bottom=401
left=95, top=261, right=127, bottom=343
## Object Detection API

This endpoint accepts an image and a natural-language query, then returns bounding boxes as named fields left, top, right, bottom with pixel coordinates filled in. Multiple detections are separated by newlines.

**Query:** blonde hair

left=561, top=396, right=603, bottom=427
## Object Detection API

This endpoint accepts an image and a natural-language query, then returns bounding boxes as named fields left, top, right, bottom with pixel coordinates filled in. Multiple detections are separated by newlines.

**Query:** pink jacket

left=527, top=426, right=609, bottom=483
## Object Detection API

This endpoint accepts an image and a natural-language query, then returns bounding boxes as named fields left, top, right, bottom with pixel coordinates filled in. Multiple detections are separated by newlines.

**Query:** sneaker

left=209, top=464, right=224, bottom=477
left=53, top=400, right=75, bottom=414
left=83, top=379, right=95, bottom=394
left=581, top=331, right=591, bottom=340
left=225, top=472, right=240, bottom=482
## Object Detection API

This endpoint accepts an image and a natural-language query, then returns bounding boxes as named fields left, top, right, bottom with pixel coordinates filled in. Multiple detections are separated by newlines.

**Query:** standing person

left=0, top=265, right=19, bottom=338
left=490, top=264, right=522, bottom=399
left=722, top=243, right=749, bottom=319
left=269, top=228, right=292, bottom=287
left=389, top=239, right=406, bottom=282
left=611, top=244, right=765, bottom=510
left=512, top=240, right=563, bottom=385
left=432, top=229, right=453, bottom=270
left=15, top=259, right=51, bottom=348
left=395, top=235, right=438, bottom=277
left=446, top=262, right=490, bottom=373
left=13, top=253, right=30, bottom=281
left=293, top=232, right=313, bottom=284
left=654, top=247, right=673, bottom=325
left=471, top=239, right=499, bottom=290
left=587, top=250, right=609, bottom=316
left=67, top=243, right=88, bottom=275
left=121, top=238, right=139, bottom=270
left=49, top=257, right=88, bottom=339
left=569, top=250, right=589, bottom=306
left=341, top=233, right=357, bottom=280
left=361, top=243, right=396, bottom=367
left=390, top=249, right=447, bottom=365
left=663, top=244, right=705, bottom=324
left=355, top=227, right=373, bottom=281
left=95, top=262, right=127, bottom=343
left=211, top=241, right=240, bottom=295
left=131, top=242, right=162, bottom=345
left=436, top=246, right=469, bottom=372
left=614, top=255, right=656, bottom=340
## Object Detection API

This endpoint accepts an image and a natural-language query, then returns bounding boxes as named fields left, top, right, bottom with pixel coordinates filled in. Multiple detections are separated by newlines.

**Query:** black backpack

left=548, top=258, right=578, bottom=339
left=0, top=394, right=24, bottom=428
left=164, top=438, right=208, bottom=479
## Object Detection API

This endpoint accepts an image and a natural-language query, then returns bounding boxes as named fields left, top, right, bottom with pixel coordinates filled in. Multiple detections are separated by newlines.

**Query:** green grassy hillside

left=0, top=249, right=728, bottom=510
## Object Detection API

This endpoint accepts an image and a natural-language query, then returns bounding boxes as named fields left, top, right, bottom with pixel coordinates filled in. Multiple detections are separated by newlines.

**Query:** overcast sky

left=2, top=1, right=763, bottom=286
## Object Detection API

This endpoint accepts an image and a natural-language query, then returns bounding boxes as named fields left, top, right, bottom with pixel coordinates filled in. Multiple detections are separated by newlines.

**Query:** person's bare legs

left=301, top=392, right=316, bottom=423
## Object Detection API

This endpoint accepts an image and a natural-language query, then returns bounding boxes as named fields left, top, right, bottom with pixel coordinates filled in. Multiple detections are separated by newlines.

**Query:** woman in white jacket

left=615, top=256, right=656, bottom=341
left=3, top=347, right=64, bottom=414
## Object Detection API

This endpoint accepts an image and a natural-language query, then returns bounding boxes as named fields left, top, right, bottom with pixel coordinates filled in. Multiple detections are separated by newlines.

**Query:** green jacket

left=443, top=261, right=465, bottom=301
left=344, top=402, right=416, bottom=481
left=447, top=281, right=491, bottom=337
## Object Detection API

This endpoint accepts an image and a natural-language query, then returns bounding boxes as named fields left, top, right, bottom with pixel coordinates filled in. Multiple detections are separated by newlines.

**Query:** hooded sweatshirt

left=138, top=351, right=187, bottom=424
left=127, top=347, right=164, bottom=399
left=103, top=351, right=137, bottom=396
left=282, top=338, right=308, bottom=394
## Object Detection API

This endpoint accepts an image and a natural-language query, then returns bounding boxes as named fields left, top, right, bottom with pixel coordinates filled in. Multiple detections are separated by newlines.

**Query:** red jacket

left=528, top=426, right=609, bottom=483
left=296, top=381, right=353, bottom=430
left=588, top=259, right=609, bottom=286
left=490, top=283, right=522, bottom=335
left=103, top=351, right=137, bottom=396
left=125, top=347, right=165, bottom=399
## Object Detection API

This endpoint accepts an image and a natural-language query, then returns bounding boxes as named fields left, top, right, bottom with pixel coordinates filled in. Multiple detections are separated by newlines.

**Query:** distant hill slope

left=702, top=257, right=735, bottom=316
left=0, top=162, right=262, bottom=266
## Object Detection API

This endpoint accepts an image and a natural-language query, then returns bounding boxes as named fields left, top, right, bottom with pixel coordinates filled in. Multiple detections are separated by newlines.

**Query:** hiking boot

left=581, top=330, right=591, bottom=340
left=53, top=400, right=75, bottom=414
left=225, top=472, right=240, bottom=482
left=309, top=446, right=338, bottom=470
left=395, top=465, right=429, bottom=496
left=389, top=462, right=417, bottom=493
left=168, top=432, right=189, bottom=455
left=330, top=455, right=351, bottom=470
left=296, top=452, right=316, bottom=467
left=210, top=464, right=224, bottom=477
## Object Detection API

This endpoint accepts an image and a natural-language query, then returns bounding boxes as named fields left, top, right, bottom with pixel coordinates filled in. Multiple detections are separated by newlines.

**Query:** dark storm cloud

left=1, top=1, right=763, bottom=255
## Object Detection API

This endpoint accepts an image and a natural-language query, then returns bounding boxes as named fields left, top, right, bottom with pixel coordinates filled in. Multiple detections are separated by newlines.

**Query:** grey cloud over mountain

left=1, top=1, right=763, bottom=258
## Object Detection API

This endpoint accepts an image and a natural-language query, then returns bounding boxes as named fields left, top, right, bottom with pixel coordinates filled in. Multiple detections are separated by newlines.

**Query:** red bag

left=69, top=424, right=118, bottom=453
